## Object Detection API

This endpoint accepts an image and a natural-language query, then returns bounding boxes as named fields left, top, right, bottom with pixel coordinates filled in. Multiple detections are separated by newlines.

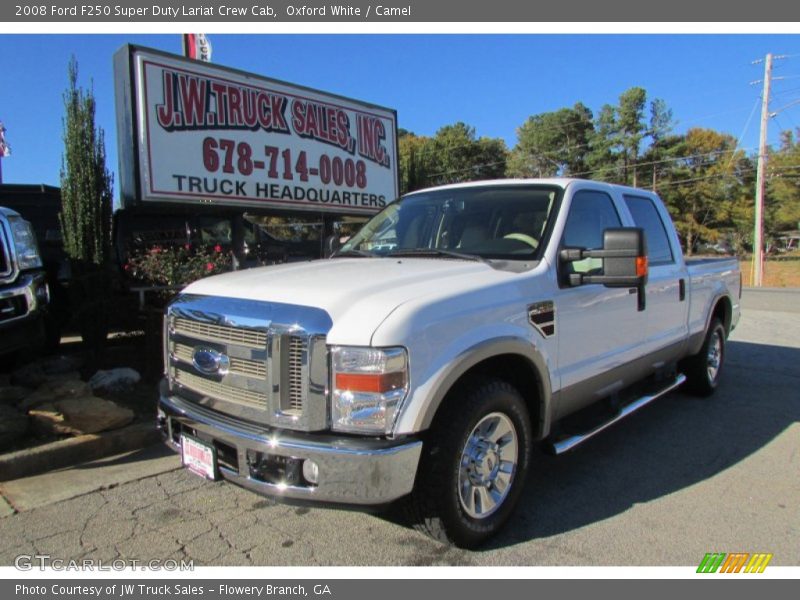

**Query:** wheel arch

left=405, top=337, right=553, bottom=440
left=688, top=294, right=734, bottom=355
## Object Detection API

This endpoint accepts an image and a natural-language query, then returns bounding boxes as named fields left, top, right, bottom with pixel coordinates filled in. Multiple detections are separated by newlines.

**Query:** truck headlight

left=331, top=346, right=408, bottom=435
left=7, top=216, right=43, bottom=271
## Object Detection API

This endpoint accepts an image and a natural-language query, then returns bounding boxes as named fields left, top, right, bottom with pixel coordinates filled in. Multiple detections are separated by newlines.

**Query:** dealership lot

left=1, top=301, right=798, bottom=566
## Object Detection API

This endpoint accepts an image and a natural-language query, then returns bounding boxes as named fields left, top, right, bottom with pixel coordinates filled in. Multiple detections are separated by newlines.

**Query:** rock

left=29, top=397, right=134, bottom=436
left=40, top=354, right=84, bottom=376
left=46, top=376, right=92, bottom=400
left=11, top=361, right=82, bottom=389
left=0, top=404, right=30, bottom=452
left=10, top=363, right=46, bottom=388
left=18, top=377, right=92, bottom=411
left=0, top=385, right=30, bottom=405
left=89, top=368, right=141, bottom=393
left=28, top=403, right=62, bottom=436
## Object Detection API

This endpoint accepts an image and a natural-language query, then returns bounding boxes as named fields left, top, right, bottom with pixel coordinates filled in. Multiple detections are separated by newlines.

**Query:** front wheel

left=405, top=378, right=532, bottom=548
left=682, top=318, right=726, bottom=396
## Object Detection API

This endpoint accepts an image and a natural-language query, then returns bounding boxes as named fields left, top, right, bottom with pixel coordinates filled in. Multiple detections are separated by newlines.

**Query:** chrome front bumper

left=0, top=272, right=48, bottom=327
left=158, top=383, right=423, bottom=505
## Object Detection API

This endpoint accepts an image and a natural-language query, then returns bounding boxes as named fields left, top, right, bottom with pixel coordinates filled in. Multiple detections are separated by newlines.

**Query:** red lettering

left=292, top=100, right=306, bottom=135
left=156, top=71, right=180, bottom=128
left=227, top=86, right=243, bottom=126
left=210, top=81, right=228, bottom=126
left=178, top=74, right=207, bottom=127
left=357, top=114, right=389, bottom=167
left=241, top=90, right=258, bottom=128
left=270, top=95, right=289, bottom=132
left=337, top=111, right=351, bottom=150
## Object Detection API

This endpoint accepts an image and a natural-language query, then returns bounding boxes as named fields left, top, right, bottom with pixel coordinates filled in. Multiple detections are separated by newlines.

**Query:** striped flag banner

left=0, top=121, right=11, bottom=157
left=183, top=34, right=212, bottom=62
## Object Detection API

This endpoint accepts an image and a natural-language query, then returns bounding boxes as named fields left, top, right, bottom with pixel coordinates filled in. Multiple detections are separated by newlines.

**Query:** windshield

left=339, top=184, right=560, bottom=260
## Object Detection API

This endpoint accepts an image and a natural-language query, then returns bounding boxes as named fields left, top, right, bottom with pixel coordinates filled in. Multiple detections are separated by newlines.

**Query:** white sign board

left=115, top=46, right=398, bottom=214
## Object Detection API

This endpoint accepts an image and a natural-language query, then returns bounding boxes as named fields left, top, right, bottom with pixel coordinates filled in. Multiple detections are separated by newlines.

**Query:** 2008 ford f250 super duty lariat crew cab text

left=158, top=179, right=740, bottom=547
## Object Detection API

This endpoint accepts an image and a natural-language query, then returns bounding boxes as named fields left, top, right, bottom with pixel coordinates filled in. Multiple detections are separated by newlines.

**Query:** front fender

left=392, top=335, right=553, bottom=438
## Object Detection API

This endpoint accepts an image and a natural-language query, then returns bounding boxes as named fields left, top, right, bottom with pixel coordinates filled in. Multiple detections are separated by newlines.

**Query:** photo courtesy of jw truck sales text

left=114, top=45, right=398, bottom=214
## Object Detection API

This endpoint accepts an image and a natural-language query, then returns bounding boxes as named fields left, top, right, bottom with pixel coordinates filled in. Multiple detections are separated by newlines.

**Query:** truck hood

left=182, top=257, right=515, bottom=345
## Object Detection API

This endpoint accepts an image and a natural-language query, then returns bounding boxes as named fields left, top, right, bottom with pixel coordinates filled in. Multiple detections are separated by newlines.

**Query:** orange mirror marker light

left=636, top=256, right=649, bottom=278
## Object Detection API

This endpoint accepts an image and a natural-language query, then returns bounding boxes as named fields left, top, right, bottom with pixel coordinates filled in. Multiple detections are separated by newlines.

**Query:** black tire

left=405, top=377, right=532, bottom=548
left=682, top=318, right=726, bottom=397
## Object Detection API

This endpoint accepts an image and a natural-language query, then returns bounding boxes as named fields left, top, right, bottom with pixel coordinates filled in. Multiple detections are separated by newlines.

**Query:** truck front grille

left=174, top=317, right=267, bottom=348
left=173, top=342, right=267, bottom=379
left=166, top=295, right=330, bottom=432
left=0, top=225, right=12, bottom=280
left=287, top=336, right=306, bottom=413
left=0, top=295, right=28, bottom=323
left=174, top=370, right=268, bottom=409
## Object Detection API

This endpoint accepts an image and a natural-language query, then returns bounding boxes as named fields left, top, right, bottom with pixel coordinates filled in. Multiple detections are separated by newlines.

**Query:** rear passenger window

left=624, top=195, right=674, bottom=265
left=562, top=190, right=622, bottom=275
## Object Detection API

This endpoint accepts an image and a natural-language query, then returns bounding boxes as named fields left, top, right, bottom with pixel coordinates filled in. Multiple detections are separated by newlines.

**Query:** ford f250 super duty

left=0, top=207, right=49, bottom=358
left=158, top=179, right=741, bottom=547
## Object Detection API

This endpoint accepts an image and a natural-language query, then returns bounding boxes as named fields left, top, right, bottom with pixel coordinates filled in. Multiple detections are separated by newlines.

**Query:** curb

left=0, top=422, right=161, bottom=482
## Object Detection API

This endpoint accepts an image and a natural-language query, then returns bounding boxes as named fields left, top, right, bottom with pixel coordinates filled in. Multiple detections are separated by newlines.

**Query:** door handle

left=679, top=278, right=686, bottom=301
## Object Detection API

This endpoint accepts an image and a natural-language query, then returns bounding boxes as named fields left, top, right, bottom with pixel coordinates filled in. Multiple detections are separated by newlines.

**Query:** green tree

left=616, top=87, right=648, bottom=186
left=767, top=129, right=800, bottom=238
left=426, top=122, right=507, bottom=186
left=59, top=57, right=114, bottom=361
left=507, top=103, right=594, bottom=178
left=586, top=104, right=619, bottom=182
left=646, top=98, right=675, bottom=189
left=659, top=128, right=746, bottom=255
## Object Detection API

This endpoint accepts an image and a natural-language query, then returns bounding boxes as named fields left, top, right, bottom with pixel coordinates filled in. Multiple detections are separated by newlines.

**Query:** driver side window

left=562, top=190, right=622, bottom=275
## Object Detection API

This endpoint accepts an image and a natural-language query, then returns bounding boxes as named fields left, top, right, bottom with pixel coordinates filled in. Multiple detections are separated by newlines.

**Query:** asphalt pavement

left=0, top=297, right=797, bottom=566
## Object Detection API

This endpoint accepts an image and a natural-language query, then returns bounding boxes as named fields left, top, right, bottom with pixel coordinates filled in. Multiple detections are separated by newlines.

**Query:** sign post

left=0, top=121, right=11, bottom=184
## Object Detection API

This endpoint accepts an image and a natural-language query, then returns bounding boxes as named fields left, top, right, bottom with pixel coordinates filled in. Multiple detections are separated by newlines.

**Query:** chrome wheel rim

left=707, top=329, right=722, bottom=383
left=458, top=412, right=518, bottom=519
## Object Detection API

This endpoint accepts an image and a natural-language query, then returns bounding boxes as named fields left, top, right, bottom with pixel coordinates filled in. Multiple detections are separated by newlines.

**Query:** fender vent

left=528, top=301, right=555, bottom=338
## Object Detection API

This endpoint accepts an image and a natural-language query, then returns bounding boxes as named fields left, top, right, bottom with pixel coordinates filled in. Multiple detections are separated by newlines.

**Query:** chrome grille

left=0, top=225, right=11, bottom=279
left=167, top=295, right=331, bottom=431
left=174, top=317, right=267, bottom=348
left=173, top=342, right=266, bottom=379
left=287, top=336, right=306, bottom=413
left=174, top=370, right=267, bottom=409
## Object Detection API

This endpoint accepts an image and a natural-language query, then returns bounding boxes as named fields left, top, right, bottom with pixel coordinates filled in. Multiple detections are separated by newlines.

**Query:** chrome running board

left=549, top=374, right=687, bottom=455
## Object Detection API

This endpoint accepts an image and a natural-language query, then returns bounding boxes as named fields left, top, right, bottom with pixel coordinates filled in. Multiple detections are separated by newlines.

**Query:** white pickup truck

left=158, top=178, right=740, bottom=547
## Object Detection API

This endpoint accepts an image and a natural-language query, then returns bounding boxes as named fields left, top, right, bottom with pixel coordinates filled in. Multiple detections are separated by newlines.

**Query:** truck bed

left=686, top=256, right=741, bottom=339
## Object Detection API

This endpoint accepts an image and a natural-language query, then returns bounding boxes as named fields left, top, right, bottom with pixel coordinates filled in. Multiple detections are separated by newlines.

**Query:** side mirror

left=560, top=227, right=648, bottom=309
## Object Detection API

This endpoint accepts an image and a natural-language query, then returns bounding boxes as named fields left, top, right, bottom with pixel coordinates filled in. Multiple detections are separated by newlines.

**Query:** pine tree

left=59, top=57, right=113, bottom=361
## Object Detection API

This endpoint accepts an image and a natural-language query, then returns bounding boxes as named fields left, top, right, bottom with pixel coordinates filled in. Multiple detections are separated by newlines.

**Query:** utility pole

left=753, top=53, right=773, bottom=288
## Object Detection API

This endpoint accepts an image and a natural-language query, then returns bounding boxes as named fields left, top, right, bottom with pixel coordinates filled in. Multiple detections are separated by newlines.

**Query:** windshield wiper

left=388, top=248, right=488, bottom=263
left=331, top=248, right=376, bottom=258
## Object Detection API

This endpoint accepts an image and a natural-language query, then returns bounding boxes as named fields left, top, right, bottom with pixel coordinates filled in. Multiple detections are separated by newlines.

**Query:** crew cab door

left=622, top=193, right=690, bottom=359
left=554, top=187, right=646, bottom=415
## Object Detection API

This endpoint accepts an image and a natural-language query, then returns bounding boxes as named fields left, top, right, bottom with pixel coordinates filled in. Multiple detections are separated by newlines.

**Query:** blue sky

left=1, top=34, right=799, bottom=192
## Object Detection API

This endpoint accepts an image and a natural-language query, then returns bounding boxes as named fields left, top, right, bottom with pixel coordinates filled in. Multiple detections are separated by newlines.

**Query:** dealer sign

left=114, top=45, right=398, bottom=214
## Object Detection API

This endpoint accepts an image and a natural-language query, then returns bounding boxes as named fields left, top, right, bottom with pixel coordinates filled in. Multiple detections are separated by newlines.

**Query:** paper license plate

left=180, top=434, right=218, bottom=480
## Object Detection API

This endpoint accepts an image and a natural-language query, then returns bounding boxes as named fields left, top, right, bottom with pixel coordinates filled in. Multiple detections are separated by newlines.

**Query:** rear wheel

left=406, top=378, right=532, bottom=548
left=682, top=318, right=726, bottom=396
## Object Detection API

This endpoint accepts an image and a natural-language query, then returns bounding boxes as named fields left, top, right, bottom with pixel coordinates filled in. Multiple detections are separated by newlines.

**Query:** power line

left=727, top=97, right=761, bottom=170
